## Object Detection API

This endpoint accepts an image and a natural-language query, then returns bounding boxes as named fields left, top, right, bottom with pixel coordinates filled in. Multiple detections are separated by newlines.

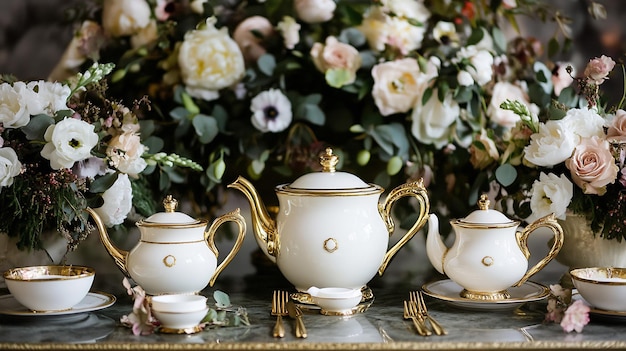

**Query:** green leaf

left=300, top=104, right=325, bottom=125
left=159, top=170, right=170, bottom=191
left=548, top=37, right=560, bottom=58
left=22, top=114, right=54, bottom=140
left=213, top=290, right=231, bottom=308
left=325, top=68, right=352, bottom=88
left=192, top=114, right=219, bottom=144
left=143, top=136, right=164, bottom=153
left=89, top=172, right=119, bottom=193
left=495, top=163, right=518, bottom=187
left=169, top=106, right=190, bottom=121
left=258, top=54, right=276, bottom=76
left=492, top=27, right=507, bottom=54
left=181, top=92, right=200, bottom=115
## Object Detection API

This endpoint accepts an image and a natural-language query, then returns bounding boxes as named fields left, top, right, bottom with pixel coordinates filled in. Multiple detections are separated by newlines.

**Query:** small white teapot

left=88, top=195, right=246, bottom=295
left=426, top=194, right=564, bottom=300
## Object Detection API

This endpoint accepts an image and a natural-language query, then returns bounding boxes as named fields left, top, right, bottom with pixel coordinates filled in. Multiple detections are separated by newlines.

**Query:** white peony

left=40, top=118, right=99, bottom=170
left=0, top=83, right=30, bottom=128
left=523, top=120, right=577, bottom=167
left=0, top=147, right=22, bottom=191
left=93, top=173, right=133, bottom=226
left=527, top=172, right=573, bottom=222
left=411, top=90, right=460, bottom=149
left=102, top=0, right=152, bottom=37
left=380, top=0, right=431, bottom=22
left=371, top=58, right=431, bottom=116
left=15, top=81, right=71, bottom=116
left=560, top=107, right=605, bottom=140
left=250, top=89, right=292, bottom=133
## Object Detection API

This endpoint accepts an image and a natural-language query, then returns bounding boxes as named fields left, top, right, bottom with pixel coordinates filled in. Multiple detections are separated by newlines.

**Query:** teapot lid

left=143, top=195, right=201, bottom=225
left=459, top=194, right=514, bottom=224
left=283, top=148, right=378, bottom=192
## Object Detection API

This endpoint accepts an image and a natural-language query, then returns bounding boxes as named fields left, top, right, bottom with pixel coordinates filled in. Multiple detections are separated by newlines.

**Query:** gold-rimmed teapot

left=228, top=148, right=430, bottom=292
left=88, top=196, right=246, bottom=295
left=426, top=194, right=564, bottom=300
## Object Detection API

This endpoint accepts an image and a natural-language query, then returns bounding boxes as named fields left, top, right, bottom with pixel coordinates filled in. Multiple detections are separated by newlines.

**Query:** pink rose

left=310, top=36, right=361, bottom=87
left=560, top=300, right=590, bottom=333
left=607, top=109, right=626, bottom=141
left=233, top=16, right=274, bottom=64
left=584, top=55, right=615, bottom=85
left=294, top=0, right=336, bottom=24
left=566, top=136, right=619, bottom=195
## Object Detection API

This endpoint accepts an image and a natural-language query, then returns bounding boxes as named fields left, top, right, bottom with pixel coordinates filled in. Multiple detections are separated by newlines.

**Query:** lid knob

left=163, top=195, right=178, bottom=213
left=477, top=194, right=490, bottom=211
left=320, top=148, right=339, bottom=173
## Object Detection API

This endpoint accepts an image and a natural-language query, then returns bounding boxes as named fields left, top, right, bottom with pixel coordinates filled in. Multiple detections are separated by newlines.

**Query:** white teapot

left=426, top=194, right=564, bottom=300
left=228, top=148, right=430, bottom=292
left=88, top=195, right=246, bottom=295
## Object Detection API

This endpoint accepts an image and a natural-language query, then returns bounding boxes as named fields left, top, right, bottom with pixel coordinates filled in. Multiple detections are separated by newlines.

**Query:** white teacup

left=307, top=287, right=362, bottom=314
left=571, top=267, right=626, bottom=312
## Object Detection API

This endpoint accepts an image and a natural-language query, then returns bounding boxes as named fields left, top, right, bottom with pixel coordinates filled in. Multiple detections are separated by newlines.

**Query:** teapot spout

left=227, top=176, right=278, bottom=257
left=425, top=213, right=447, bottom=275
left=85, top=207, right=129, bottom=277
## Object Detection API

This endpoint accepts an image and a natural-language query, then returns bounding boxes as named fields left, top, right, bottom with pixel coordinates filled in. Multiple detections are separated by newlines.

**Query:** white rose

left=0, top=147, right=22, bottom=191
left=294, top=0, right=336, bottom=24
left=380, top=0, right=431, bottom=21
left=411, top=90, right=460, bottom=149
left=40, top=118, right=99, bottom=170
left=457, top=46, right=493, bottom=86
left=178, top=18, right=245, bottom=101
left=488, top=81, right=535, bottom=128
left=0, top=83, right=29, bottom=128
left=102, top=0, right=152, bottom=37
left=106, top=132, right=147, bottom=177
left=560, top=107, right=605, bottom=140
left=93, top=173, right=133, bottom=226
left=371, top=58, right=428, bottom=116
left=527, top=172, right=573, bottom=222
left=524, top=120, right=577, bottom=167
left=457, top=70, right=474, bottom=86
left=277, top=16, right=301, bottom=50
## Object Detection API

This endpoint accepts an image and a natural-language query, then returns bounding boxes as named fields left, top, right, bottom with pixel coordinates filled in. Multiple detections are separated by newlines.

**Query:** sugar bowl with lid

left=426, top=194, right=564, bottom=300
left=88, top=195, right=246, bottom=295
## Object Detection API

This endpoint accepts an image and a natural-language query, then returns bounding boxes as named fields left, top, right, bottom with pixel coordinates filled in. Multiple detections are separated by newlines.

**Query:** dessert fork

left=410, top=291, right=447, bottom=335
left=403, top=300, right=431, bottom=336
left=271, top=290, right=288, bottom=338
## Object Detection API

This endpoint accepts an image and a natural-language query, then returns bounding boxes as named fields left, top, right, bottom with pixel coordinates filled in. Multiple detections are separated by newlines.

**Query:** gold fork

left=403, top=300, right=431, bottom=336
left=271, top=290, right=286, bottom=338
left=410, top=291, right=447, bottom=336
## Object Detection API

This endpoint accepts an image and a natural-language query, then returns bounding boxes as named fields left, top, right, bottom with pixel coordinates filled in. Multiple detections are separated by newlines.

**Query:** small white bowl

left=3, top=265, right=94, bottom=312
left=151, top=294, right=207, bottom=313
left=570, top=267, right=626, bottom=311
left=153, top=307, right=209, bottom=329
left=307, top=287, right=362, bottom=314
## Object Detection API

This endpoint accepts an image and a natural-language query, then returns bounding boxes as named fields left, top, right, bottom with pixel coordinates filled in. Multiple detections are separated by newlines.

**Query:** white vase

left=555, top=214, right=626, bottom=269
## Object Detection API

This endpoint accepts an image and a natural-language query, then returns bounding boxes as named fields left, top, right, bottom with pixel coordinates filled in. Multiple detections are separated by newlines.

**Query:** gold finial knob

left=478, top=194, right=490, bottom=211
left=320, top=147, right=339, bottom=173
left=163, top=195, right=178, bottom=213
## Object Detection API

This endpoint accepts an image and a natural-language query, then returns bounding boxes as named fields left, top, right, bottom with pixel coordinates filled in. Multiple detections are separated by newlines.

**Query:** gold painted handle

left=85, top=207, right=129, bottom=277
left=513, top=213, right=564, bottom=287
left=205, top=208, right=247, bottom=286
left=378, top=179, right=430, bottom=276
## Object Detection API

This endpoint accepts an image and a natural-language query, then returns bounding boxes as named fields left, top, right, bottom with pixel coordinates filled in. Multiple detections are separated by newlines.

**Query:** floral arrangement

left=0, top=63, right=201, bottom=259
left=545, top=284, right=590, bottom=333
left=475, top=54, right=626, bottom=240
left=121, top=278, right=249, bottom=335
left=51, top=0, right=584, bottom=228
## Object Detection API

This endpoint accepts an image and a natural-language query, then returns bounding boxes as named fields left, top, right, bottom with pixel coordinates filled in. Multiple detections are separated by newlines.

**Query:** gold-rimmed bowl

left=3, top=265, right=95, bottom=312
left=570, top=267, right=626, bottom=312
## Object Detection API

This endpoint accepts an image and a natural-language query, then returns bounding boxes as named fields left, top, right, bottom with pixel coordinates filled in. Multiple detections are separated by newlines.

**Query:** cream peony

left=178, top=18, right=245, bottom=101
left=411, top=90, right=460, bottom=149
left=107, top=131, right=148, bottom=178
left=233, top=16, right=274, bottom=64
left=0, top=83, right=30, bottom=129
left=565, top=136, right=619, bottom=195
left=528, top=172, right=573, bottom=222
left=294, top=0, right=336, bottom=24
left=93, top=173, right=133, bottom=226
left=371, top=58, right=431, bottom=116
left=380, top=0, right=431, bottom=21
left=359, top=6, right=429, bottom=55
left=524, top=120, right=577, bottom=167
left=310, top=36, right=361, bottom=88
left=277, top=16, right=300, bottom=50
left=487, top=81, right=535, bottom=128
left=102, top=0, right=152, bottom=37
left=40, top=118, right=99, bottom=170
left=0, top=147, right=22, bottom=191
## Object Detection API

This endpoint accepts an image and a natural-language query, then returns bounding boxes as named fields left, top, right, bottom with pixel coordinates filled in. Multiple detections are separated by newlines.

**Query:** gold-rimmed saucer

left=290, top=286, right=374, bottom=316
left=422, top=279, right=549, bottom=311
left=158, top=325, right=204, bottom=334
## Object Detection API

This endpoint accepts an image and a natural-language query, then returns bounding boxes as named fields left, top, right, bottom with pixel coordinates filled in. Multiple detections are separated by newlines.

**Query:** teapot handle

left=512, top=213, right=564, bottom=287
left=377, top=179, right=430, bottom=276
left=205, top=208, right=247, bottom=287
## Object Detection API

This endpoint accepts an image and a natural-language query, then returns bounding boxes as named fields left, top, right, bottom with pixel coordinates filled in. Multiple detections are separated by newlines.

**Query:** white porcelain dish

left=3, top=266, right=95, bottom=312
left=307, top=287, right=362, bottom=314
left=151, top=294, right=207, bottom=313
left=422, top=279, right=549, bottom=311
left=0, top=292, right=115, bottom=316
left=570, top=267, right=626, bottom=312
left=153, top=307, right=208, bottom=329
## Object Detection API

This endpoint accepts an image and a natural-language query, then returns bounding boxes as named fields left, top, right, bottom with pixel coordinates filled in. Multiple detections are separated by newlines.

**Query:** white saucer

left=0, top=291, right=116, bottom=316
left=422, top=279, right=549, bottom=311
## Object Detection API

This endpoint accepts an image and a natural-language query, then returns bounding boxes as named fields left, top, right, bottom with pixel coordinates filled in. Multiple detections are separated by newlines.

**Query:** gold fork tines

left=271, top=290, right=285, bottom=338
left=403, top=300, right=431, bottom=336
left=410, top=291, right=447, bottom=336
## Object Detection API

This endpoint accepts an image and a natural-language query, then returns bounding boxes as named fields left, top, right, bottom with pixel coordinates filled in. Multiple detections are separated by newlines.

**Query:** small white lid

left=143, top=195, right=200, bottom=225
left=459, top=194, right=513, bottom=224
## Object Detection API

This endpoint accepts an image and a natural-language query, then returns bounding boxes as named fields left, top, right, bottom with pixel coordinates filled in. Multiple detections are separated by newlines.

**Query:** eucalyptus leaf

left=258, top=54, right=276, bottom=76
left=143, top=136, right=164, bottom=153
left=301, top=104, right=325, bottom=125
left=169, top=106, right=190, bottom=121
left=495, top=163, right=518, bottom=187
left=192, top=114, right=219, bottom=144
left=213, top=290, right=231, bottom=308
left=22, top=114, right=54, bottom=140
left=89, top=172, right=119, bottom=193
